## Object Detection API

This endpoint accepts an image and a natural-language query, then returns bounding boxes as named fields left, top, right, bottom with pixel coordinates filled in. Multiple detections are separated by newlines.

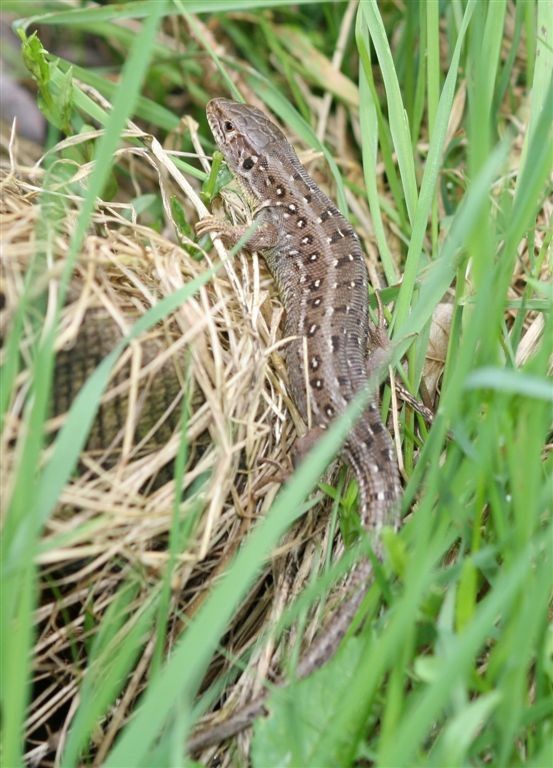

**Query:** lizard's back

left=206, top=99, right=401, bottom=528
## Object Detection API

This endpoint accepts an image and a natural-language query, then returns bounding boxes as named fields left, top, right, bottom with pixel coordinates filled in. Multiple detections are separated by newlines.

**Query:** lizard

left=190, top=98, right=402, bottom=752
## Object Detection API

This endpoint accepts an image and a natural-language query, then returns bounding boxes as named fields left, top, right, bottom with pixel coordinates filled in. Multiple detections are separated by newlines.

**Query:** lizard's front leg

left=196, top=211, right=280, bottom=253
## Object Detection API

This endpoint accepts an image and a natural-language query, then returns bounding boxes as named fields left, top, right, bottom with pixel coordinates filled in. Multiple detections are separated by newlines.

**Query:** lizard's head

left=206, top=98, right=287, bottom=196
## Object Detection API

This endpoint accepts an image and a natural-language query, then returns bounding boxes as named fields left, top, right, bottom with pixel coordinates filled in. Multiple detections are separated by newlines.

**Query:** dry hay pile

left=0, top=120, right=349, bottom=765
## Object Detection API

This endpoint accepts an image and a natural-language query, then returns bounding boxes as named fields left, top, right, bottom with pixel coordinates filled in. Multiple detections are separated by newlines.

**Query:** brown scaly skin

left=190, top=99, right=401, bottom=753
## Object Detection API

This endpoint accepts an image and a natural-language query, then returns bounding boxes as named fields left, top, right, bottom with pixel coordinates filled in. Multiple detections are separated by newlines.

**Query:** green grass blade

left=357, top=23, right=397, bottom=284
left=516, top=0, right=553, bottom=196
left=392, top=0, right=475, bottom=333
left=359, top=1, right=418, bottom=225
left=394, top=135, right=509, bottom=352
left=465, top=368, right=553, bottom=401
left=14, top=0, right=322, bottom=29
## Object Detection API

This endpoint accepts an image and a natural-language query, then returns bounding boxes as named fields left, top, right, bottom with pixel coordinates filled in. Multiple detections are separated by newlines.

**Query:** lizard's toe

left=195, top=216, right=221, bottom=237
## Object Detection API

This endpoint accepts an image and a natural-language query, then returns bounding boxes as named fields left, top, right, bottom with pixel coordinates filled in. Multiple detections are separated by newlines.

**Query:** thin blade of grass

left=357, top=33, right=397, bottom=284
left=359, top=1, right=418, bottom=226
left=392, top=0, right=475, bottom=333
left=15, top=0, right=322, bottom=29
left=465, top=368, right=553, bottom=401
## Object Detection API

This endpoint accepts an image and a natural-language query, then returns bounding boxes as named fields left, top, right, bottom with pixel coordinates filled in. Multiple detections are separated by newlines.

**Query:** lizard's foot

left=195, top=216, right=231, bottom=239
left=394, top=382, right=435, bottom=424
left=254, top=455, right=294, bottom=494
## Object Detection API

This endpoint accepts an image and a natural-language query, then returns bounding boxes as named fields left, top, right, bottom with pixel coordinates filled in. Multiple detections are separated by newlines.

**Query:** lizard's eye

left=224, top=120, right=234, bottom=132
left=242, top=157, right=255, bottom=170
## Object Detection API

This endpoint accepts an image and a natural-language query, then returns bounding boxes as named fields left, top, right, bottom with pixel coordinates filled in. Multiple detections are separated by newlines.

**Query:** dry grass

left=0, top=109, right=355, bottom=764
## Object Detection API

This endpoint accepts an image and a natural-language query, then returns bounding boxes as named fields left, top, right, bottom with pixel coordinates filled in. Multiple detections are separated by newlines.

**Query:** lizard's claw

left=195, top=216, right=224, bottom=238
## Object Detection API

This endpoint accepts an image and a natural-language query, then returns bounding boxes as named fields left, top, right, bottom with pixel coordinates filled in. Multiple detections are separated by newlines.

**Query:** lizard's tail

left=186, top=559, right=373, bottom=754
left=345, top=409, right=402, bottom=533
left=292, top=418, right=402, bottom=680
left=187, top=695, right=268, bottom=753
left=188, top=410, right=401, bottom=754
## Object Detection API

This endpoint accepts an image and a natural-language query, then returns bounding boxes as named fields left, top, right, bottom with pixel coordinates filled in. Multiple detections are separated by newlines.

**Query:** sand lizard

left=190, top=98, right=401, bottom=752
